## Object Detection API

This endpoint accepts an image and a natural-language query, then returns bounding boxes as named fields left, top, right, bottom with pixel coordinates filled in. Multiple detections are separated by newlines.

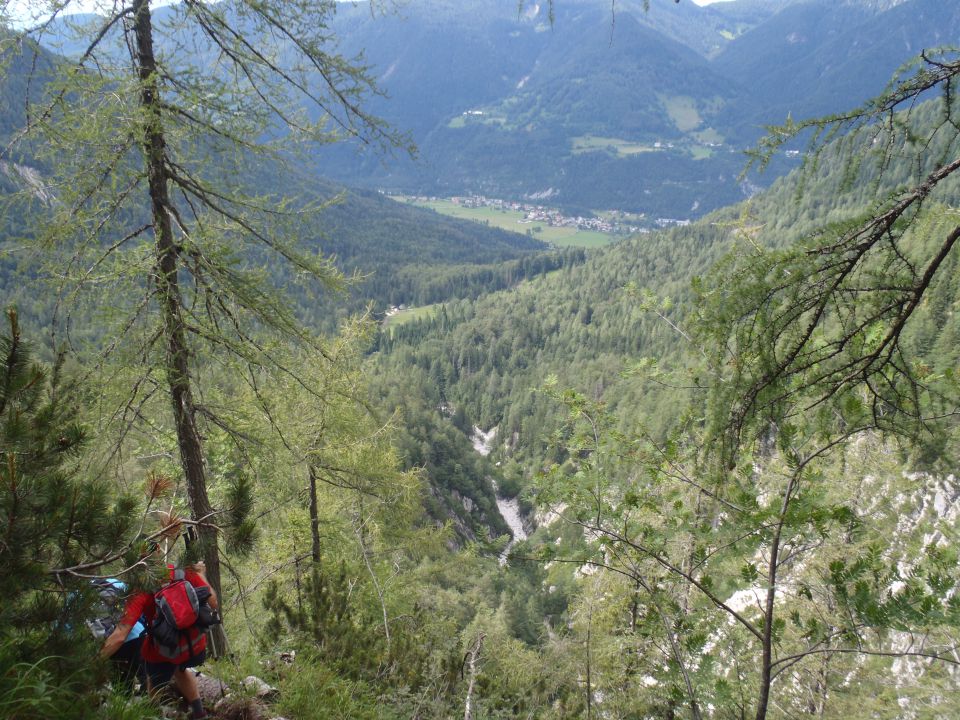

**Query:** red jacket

left=119, top=567, right=209, bottom=664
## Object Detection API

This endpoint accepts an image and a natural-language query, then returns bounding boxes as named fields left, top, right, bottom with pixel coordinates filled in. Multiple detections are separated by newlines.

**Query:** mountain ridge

left=23, top=0, right=958, bottom=218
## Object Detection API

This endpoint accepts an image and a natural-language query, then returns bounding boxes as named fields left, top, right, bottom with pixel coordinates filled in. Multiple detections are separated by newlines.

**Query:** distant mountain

left=712, top=1, right=873, bottom=81
left=22, top=0, right=960, bottom=220
left=0, top=33, right=55, bottom=144
left=308, top=0, right=958, bottom=216
left=316, top=0, right=772, bottom=214
left=631, top=0, right=784, bottom=57
left=714, top=0, right=960, bottom=126
left=484, top=10, right=739, bottom=139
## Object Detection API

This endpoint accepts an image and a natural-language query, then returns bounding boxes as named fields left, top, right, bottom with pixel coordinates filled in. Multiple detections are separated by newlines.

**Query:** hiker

left=100, top=561, right=218, bottom=720
left=88, top=577, right=147, bottom=692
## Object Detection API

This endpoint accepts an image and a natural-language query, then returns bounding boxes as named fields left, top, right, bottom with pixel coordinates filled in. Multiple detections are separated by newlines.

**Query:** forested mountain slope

left=374, top=98, right=960, bottom=469
left=1, top=163, right=559, bottom=331
left=0, top=35, right=555, bottom=543
left=0, top=47, right=557, bottom=334
left=4, top=5, right=960, bottom=719
left=364, top=81, right=960, bottom=717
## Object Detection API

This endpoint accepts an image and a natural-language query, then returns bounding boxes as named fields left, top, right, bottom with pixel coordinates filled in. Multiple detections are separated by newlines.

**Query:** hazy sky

left=6, top=0, right=738, bottom=29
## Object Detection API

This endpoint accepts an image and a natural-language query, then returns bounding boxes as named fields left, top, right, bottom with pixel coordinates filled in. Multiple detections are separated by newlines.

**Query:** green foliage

left=369, top=362, right=509, bottom=540
left=264, top=564, right=385, bottom=676
left=273, top=657, right=406, bottom=720
left=95, top=690, right=162, bottom=720
left=0, top=309, right=141, bottom=716
left=0, top=643, right=148, bottom=720
left=702, top=52, right=960, bottom=463
left=0, top=647, right=65, bottom=718
left=530, top=369, right=960, bottom=716
left=222, top=467, right=258, bottom=556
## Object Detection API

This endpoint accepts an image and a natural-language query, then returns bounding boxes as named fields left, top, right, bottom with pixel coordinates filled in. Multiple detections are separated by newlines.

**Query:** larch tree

left=1, top=0, right=407, bottom=655
left=536, top=50, right=960, bottom=720
left=709, top=51, right=960, bottom=464
left=692, top=48, right=960, bottom=720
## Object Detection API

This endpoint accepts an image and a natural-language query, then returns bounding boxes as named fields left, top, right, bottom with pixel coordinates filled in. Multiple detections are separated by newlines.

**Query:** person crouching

left=101, top=561, right=218, bottom=720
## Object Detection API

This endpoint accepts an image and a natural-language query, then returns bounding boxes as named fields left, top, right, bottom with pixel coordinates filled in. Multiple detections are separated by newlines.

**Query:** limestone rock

left=242, top=675, right=279, bottom=700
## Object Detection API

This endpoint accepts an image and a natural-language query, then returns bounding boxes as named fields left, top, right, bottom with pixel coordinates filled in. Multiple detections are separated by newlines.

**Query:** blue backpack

left=86, top=578, right=145, bottom=641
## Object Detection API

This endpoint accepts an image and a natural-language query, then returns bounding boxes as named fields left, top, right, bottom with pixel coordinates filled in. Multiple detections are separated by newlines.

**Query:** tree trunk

left=308, top=465, right=321, bottom=565
left=463, top=632, right=485, bottom=720
left=755, top=569, right=776, bottom=720
left=585, top=608, right=592, bottom=720
left=756, top=494, right=791, bottom=720
left=131, top=0, right=226, bottom=657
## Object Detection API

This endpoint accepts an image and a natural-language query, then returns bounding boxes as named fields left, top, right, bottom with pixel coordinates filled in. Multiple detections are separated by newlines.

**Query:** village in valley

left=449, top=194, right=646, bottom=235
left=390, top=191, right=696, bottom=249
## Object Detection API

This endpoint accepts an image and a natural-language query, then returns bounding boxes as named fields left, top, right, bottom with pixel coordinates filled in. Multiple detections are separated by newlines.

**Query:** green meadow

left=660, top=94, right=702, bottom=132
left=383, top=303, right=440, bottom=331
left=571, top=135, right=657, bottom=156
left=392, top=197, right=615, bottom=248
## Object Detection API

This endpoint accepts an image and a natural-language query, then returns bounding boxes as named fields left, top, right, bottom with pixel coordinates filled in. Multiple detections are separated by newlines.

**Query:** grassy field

left=446, top=113, right=507, bottom=129
left=693, top=127, right=724, bottom=145
left=392, top=197, right=614, bottom=248
left=571, top=135, right=657, bottom=157
left=382, top=303, right=440, bottom=332
left=571, top=132, right=720, bottom=163
left=661, top=95, right=702, bottom=133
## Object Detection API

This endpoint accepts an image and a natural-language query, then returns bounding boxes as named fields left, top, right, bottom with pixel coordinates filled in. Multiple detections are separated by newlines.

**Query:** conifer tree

left=525, top=52, right=960, bottom=720
left=1, top=0, right=408, bottom=654
left=0, top=308, right=136, bottom=711
left=691, top=50, right=960, bottom=719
